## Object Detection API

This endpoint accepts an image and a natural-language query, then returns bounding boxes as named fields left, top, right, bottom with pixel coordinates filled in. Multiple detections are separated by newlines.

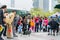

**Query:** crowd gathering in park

left=0, top=5, right=60, bottom=40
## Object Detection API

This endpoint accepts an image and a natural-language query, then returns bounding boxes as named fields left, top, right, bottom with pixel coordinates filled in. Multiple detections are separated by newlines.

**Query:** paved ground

left=3, top=32, right=60, bottom=40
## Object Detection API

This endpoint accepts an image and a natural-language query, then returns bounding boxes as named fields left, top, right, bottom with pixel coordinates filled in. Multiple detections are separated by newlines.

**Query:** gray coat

left=12, top=15, right=19, bottom=27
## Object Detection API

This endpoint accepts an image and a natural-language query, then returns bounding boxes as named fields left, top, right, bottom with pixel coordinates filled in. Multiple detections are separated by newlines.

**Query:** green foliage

left=30, top=8, right=44, bottom=17
left=54, top=8, right=60, bottom=12
left=30, top=8, right=60, bottom=17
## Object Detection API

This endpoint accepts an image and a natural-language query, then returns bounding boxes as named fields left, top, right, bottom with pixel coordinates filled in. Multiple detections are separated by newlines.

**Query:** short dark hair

left=1, top=5, right=7, bottom=9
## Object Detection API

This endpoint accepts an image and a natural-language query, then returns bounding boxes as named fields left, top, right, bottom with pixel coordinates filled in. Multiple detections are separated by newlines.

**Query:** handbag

left=0, top=25, right=4, bottom=32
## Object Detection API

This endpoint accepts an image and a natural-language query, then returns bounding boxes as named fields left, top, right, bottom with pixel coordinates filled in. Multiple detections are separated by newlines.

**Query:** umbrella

left=54, top=4, right=60, bottom=9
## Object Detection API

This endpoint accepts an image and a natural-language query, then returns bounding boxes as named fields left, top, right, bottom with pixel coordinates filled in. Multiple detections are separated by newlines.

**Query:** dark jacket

left=0, top=9, right=4, bottom=24
left=48, top=20, right=59, bottom=29
left=22, top=18, right=27, bottom=31
left=12, top=15, right=19, bottom=28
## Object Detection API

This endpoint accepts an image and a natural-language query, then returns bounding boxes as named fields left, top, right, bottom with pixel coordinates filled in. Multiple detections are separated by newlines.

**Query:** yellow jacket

left=30, top=20, right=35, bottom=27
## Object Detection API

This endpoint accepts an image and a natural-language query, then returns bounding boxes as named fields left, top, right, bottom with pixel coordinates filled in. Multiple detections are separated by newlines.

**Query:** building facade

left=33, top=0, right=39, bottom=8
left=43, top=0, right=49, bottom=12
left=49, top=0, right=58, bottom=11
left=11, top=0, right=15, bottom=7
left=33, top=0, right=58, bottom=12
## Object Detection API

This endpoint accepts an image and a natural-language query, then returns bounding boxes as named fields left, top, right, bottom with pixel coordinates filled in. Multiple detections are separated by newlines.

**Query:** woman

left=18, top=16, right=23, bottom=33
left=30, top=17, right=35, bottom=32
left=4, top=12, right=15, bottom=39
left=42, top=17, right=48, bottom=32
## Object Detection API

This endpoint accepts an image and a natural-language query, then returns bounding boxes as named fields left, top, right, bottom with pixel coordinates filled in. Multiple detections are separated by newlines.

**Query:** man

left=48, top=18, right=59, bottom=36
left=12, top=10, right=18, bottom=37
left=35, top=17, right=39, bottom=32
left=0, top=5, right=7, bottom=40
left=22, top=16, right=27, bottom=35
left=14, top=15, right=19, bottom=32
left=3, top=11, right=8, bottom=37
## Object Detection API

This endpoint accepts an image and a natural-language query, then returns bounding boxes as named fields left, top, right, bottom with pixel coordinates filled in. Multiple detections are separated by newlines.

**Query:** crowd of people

left=17, top=15, right=60, bottom=36
left=0, top=5, right=60, bottom=40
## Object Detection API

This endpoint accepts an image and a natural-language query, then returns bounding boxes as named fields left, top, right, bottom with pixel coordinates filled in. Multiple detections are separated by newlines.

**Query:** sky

left=0, top=0, right=33, bottom=11
left=15, top=0, right=33, bottom=11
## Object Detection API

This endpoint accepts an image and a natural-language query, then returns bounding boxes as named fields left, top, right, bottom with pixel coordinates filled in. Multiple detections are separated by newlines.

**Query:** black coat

left=0, top=9, right=4, bottom=24
left=48, top=20, right=59, bottom=29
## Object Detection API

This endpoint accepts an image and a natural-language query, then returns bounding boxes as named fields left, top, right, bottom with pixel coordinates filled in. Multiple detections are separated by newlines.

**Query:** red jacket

left=18, top=20, right=21, bottom=25
left=35, top=17, right=39, bottom=23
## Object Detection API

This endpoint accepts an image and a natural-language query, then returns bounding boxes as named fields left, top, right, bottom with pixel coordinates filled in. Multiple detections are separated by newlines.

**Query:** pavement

left=3, top=32, right=60, bottom=40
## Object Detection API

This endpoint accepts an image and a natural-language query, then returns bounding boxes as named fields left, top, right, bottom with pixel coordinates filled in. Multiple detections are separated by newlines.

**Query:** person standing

left=30, top=17, right=35, bottom=32
left=48, top=19, right=59, bottom=36
left=12, top=10, right=18, bottom=37
left=22, top=16, right=27, bottom=35
left=17, top=17, right=23, bottom=33
left=3, top=11, right=8, bottom=37
left=39, top=17, right=42, bottom=31
left=0, top=5, right=7, bottom=40
left=14, top=15, right=19, bottom=32
left=43, top=17, right=48, bottom=32
left=35, top=17, right=39, bottom=32
left=4, top=11, right=15, bottom=39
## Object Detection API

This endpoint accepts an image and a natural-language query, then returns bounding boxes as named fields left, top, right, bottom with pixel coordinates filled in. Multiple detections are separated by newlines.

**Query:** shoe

left=7, top=37, right=13, bottom=39
left=48, top=33, right=50, bottom=35
left=53, top=34, right=55, bottom=36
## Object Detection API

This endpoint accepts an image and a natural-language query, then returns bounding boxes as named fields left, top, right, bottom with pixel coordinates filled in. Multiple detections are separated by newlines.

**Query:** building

left=11, top=0, right=15, bottom=7
left=33, top=0, right=43, bottom=9
left=43, top=0, right=49, bottom=12
left=33, top=0, right=58, bottom=12
left=33, top=0, right=39, bottom=8
left=39, top=0, right=43, bottom=9
left=49, top=0, right=58, bottom=11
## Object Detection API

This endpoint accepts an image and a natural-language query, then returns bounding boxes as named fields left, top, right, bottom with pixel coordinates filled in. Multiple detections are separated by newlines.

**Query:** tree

left=30, top=8, right=44, bottom=17
left=30, top=8, right=59, bottom=17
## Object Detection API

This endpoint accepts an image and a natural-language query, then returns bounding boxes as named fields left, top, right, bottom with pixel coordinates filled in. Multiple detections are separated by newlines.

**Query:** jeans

left=35, top=23, right=39, bottom=32
left=40, top=23, right=42, bottom=31
left=18, top=25, right=23, bottom=33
